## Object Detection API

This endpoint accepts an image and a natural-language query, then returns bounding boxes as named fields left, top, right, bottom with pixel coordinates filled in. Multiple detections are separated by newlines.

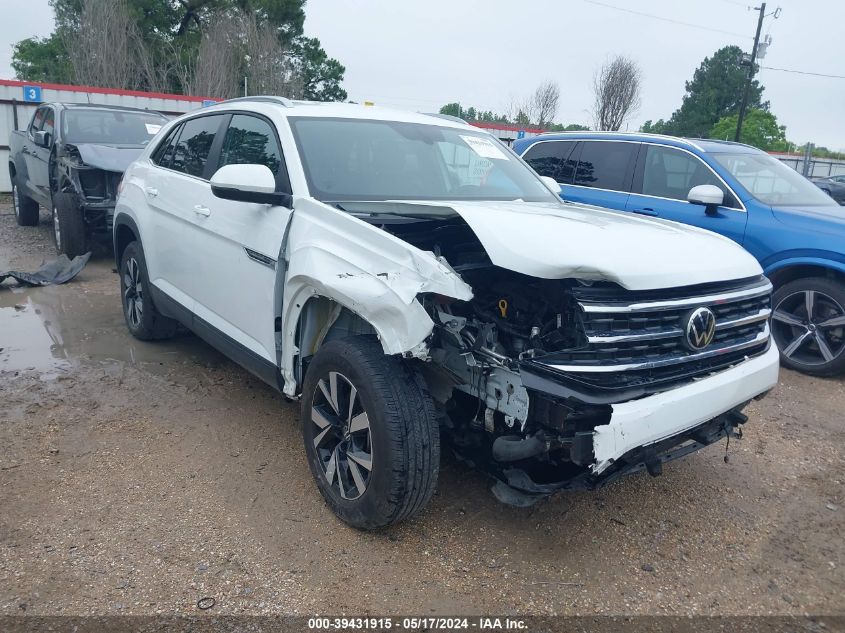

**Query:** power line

left=582, top=0, right=753, bottom=39
left=761, top=65, right=845, bottom=79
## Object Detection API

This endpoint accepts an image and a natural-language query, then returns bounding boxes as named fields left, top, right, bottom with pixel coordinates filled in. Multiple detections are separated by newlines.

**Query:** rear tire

left=12, top=178, right=39, bottom=226
left=771, top=277, right=845, bottom=376
left=301, top=336, right=440, bottom=529
left=119, top=241, right=178, bottom=341
left=52, top=191, right=89, bottom=257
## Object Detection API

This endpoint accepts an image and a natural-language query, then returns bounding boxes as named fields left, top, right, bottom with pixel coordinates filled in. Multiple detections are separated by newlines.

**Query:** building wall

left=1, top=79, right=216, bottom=192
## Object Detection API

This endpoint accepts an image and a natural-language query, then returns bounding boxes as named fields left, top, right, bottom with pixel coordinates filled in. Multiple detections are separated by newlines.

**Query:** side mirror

left=687, top=184, right=724, bottom=216
left=539, top=175, right=562, bottom=195
left=210, top=164, right=291, bottom=207
left=33, top=130, right=51, bottom=148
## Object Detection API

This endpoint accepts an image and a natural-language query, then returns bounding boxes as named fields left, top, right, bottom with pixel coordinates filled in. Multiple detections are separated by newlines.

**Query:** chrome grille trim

left=544, top=325, right=770, bottom=373
left=584, top=309, right=771, bottom=344
left=578, top=280, right=773, bottom=313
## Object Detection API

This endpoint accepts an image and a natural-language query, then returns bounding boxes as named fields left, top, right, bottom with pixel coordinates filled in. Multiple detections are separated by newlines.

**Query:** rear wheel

left=52, top=192, right=88, bottom=257
left=301, top=336, right=440, bottom=529
left=771, top=277, right=845, bottom=376
left=119, top=241, right=178, bottom=341
left=12, top=178, right=39, bottom=226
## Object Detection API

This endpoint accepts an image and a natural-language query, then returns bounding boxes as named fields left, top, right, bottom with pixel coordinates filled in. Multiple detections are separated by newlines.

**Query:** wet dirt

left=1, top=199, right=843, bottom=616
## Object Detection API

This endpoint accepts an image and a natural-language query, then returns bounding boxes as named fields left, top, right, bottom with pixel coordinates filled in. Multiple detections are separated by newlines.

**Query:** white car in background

left=112, top=97, right=778, bottom=528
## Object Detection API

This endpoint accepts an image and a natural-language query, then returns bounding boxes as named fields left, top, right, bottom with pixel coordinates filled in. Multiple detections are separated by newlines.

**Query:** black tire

left=771, top=276, right=845, bottom=376
left=119, top=241, right=178, bottom=341
left=12, top=177, right=39, bottom=226
left=51, top=191, right=88, bottom=257
left=301, top=336, right=440, bottom=529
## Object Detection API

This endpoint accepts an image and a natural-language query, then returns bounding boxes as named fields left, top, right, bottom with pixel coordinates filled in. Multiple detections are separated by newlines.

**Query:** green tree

left=659, top=46, right=767, bottom=137
left=640, top=119, right=668, bottom=134
left=439, top=103, right=462, bottom=118
left=12, top=0, right=345, bottom=100
left=10, top=35, right=72, bottom=83
left=710, top=109, right=787, bottom=151
left=293, top=36, right=347, bottom=101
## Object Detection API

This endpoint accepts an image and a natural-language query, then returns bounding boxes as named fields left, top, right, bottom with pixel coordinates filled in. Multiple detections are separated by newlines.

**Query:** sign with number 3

left=22, top=85, right=42, bottom=103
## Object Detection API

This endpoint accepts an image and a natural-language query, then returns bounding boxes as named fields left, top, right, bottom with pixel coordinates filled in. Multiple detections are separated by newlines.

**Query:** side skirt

left=149, top=284, right=283, bottom=393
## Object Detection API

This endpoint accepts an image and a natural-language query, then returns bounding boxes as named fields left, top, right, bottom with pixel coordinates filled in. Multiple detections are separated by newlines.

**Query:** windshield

left=62, top=109, right=168, bottom=145
left=712, top=152, right=837, bottom=207
left=288, top=117, right=557, bottom=203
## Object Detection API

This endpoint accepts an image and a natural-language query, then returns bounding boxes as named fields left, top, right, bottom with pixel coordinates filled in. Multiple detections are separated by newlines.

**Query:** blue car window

left=642, top=145, right=723, bottom=201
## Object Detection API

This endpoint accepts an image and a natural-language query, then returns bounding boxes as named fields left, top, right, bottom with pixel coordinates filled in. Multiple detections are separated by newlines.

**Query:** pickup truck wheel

left=52, top=192, right=88, bottom=257
left=12, top=179, right=40, bottom=226
left=119, top=241, right=178, bottom=341
left=772, top=277, right=845, bottom=376
left=301, top=336, right=440, bottom=529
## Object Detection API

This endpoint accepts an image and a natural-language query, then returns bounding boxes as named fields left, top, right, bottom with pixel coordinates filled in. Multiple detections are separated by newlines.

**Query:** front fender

left=279, top=198, right=473, bottom=395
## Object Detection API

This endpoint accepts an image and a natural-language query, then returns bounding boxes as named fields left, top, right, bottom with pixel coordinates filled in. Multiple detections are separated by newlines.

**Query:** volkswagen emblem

left=684, top=307, right=717, bottom=350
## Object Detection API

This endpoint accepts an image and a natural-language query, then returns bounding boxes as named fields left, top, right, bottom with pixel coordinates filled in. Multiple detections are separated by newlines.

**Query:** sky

left=2, top=0, right=844, bottom=150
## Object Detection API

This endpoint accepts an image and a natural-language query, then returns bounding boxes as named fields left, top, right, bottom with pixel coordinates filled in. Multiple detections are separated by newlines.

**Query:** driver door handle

left=632, top=207, right=658, bottom=217
left=193, top=204, right=211, bottom=217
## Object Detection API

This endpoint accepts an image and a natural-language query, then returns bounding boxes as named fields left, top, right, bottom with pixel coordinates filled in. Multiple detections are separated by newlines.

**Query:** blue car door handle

left=632, top=207, right=658, bottom=217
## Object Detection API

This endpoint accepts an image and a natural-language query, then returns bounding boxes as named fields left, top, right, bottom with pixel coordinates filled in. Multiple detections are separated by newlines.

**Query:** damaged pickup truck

left=9, top=102, right=169, bottom=256
left=113, top=98, right=780, bottom=528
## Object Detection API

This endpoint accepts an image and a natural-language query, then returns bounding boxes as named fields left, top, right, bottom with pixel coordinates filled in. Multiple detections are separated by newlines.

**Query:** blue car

left=513, top=132, right=845, bottom=376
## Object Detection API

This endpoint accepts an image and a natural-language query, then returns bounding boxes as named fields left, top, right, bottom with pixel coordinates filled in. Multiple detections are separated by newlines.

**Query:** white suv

left=113, top=97, right=779, bottom=528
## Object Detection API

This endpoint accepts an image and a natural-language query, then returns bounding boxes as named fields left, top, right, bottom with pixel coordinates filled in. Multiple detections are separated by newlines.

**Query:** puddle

left=0, top=282, right=224, bottom=376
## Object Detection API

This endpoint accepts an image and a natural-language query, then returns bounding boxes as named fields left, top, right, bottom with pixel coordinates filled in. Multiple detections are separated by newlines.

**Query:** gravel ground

left=1, top=198, right=843, bottom=617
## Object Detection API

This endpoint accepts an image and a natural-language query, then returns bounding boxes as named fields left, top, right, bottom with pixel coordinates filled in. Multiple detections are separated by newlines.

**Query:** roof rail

left=216, top=96, right=294, bottom=108
left=421, top=112, right=470, bottom=125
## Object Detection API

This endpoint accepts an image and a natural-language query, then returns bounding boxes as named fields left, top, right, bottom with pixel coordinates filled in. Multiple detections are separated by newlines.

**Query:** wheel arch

left=285, top=293, right=391, bottom=395
left=765, top=259, right=845, bottom=289
left=113, top=215, right=141, bottom=270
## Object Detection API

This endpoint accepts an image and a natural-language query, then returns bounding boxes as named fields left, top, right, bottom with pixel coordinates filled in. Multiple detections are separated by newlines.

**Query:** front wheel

left=301, top=336, right=440, bottom=529
left=52, top=192, right=88, bottom=257
left=771, top=277, right=845, bottom=376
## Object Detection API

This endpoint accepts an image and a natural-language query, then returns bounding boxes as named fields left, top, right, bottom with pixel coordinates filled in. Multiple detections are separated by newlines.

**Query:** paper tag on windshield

left=145, top=123, right=162, bottom=135
left=460, top=135, right=508, bottom=160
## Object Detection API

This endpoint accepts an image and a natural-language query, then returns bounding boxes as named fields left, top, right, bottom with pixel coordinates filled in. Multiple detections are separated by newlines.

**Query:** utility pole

left=735, top=2, right=766, bottom=142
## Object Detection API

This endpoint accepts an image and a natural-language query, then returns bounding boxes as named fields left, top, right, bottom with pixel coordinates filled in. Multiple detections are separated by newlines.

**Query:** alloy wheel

left=123, top=257, right=144, bottom=329
left=771, top=290, right=845, bottom=366
left=311, top=371, right=373, bottom=500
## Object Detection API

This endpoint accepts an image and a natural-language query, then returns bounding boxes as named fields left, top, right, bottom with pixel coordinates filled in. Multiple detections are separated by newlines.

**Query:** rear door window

left=522, top=141, right=577, bottom=182
left=574, top=141, right=637, bottom=191
left=170, top=115, right=225, bottom=179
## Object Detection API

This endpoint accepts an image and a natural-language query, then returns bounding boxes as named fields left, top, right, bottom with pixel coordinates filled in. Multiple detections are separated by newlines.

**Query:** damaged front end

left=53, top=144, right=129, bottom=236
left=374, top=212, right=777, bottom=506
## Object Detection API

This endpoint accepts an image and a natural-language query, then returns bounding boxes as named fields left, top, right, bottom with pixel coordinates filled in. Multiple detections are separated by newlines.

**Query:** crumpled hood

left=408, top=200, right=762, bottom=291
left=72, top=144, right=145, bottom=173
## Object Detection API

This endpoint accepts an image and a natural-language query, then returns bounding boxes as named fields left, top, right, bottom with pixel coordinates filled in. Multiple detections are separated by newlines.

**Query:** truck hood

left=406, top=200, right=762, bottom=291
left=73, top=144, right=146, bottom=173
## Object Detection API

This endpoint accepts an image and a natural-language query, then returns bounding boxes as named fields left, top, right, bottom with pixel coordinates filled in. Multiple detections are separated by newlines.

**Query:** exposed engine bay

left=53, top=143, right=124, bottom=236
left=345, top=209, right=747, bottom=505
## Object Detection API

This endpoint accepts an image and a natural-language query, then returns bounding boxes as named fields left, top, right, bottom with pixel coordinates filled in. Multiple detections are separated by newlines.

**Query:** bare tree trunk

left=62, top=0, right=141, bottom=89
left=592, top=56, right=642, bottom=131
left=531, top=81, right=560, bottom=129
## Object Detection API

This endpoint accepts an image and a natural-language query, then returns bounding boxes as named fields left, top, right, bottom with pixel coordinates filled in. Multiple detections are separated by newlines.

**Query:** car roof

left=56, top=103, right=169, bottom=117
left=515, top=131, right=763, bottom=154
left=197, top=97, right=475, bottom=131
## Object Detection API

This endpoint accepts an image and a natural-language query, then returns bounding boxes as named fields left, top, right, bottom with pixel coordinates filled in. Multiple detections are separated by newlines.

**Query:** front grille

left=533, top=276, right=771, bottom=391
